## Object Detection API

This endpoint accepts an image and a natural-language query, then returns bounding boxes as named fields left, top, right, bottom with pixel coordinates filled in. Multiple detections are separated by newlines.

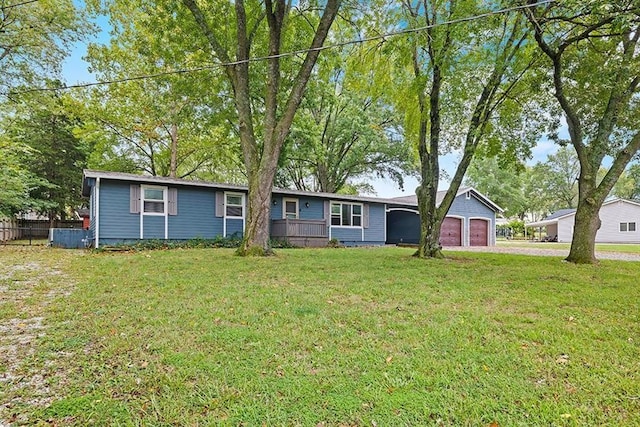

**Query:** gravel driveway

left=444, top=245, right=640, bottom=261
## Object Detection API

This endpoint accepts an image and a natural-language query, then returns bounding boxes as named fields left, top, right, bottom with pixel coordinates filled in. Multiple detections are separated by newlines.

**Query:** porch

left=270, top=218, right=329, bottom=247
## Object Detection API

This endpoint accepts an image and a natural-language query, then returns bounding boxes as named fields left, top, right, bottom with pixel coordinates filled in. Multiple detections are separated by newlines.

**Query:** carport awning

left=527, top=219, right=558, bottom=228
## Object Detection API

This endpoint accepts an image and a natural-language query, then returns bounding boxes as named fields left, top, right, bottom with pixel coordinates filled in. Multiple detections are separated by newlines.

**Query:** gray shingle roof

left=82, top=170, right=419, bottom=207
left=543, top=208, right=577, bottom=221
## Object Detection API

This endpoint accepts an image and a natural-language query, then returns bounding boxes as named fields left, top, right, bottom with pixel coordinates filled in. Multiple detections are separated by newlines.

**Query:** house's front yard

left=1, top=246, right=638, bottom=425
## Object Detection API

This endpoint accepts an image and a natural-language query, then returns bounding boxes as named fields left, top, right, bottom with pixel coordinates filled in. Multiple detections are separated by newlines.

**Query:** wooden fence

left=1, top=219, right=83, bottom=243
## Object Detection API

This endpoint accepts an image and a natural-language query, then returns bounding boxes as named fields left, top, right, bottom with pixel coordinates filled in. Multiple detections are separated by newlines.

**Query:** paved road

left=444, top=245, right=640, bottom=261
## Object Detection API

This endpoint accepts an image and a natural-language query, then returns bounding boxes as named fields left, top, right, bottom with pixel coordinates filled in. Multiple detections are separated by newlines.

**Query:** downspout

left=94, top=177, right=100, bottom=249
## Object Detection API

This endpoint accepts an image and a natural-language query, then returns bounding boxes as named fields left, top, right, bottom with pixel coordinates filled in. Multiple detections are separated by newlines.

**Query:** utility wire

left=4, top=0, right=556, bottom=96
left=2, top=0, right=40, bottom=10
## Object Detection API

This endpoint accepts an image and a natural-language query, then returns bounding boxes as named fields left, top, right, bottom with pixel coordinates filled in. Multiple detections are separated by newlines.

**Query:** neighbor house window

left=283, top=198, right=298, bottom=219
left=142, top=186, right=166, bottom=214
left=225, top=193, right=244, bottom=218
left=331, top=202, right=362, bottom=227
left=620, top=222, right=636, bottom=232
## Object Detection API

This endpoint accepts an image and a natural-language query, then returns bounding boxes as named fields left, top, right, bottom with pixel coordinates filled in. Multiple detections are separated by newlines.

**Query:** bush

left=97, top=235, right=243, bottom=252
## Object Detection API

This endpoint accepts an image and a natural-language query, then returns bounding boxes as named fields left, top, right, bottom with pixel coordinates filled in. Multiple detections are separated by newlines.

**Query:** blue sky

left=61, top=7, right=562, bottom=199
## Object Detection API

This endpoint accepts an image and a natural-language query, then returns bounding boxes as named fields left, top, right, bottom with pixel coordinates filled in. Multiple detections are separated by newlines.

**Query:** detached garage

left=386, top=188, right=502, bottom=247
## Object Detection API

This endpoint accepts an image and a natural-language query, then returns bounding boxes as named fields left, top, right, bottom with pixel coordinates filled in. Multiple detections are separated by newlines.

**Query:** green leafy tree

left=531, top=145, right=579, bottom=210
left=0, top=0, right=91, bottom=90
left=611, top=164, right=640, bottom=200
left=88, top=1, right=341, bottom=254
left=179, top=0, right=342, bottom=255
left=277, top=49, right=415, bottom=194
left=382, top=1, right=542, bottom=258
left=465, top=157, right=529, bottom=219
left=525, top=1, right=640, bottom=263
left=80, top=2, right=243, bottom=182
left=0, top=138, right=49, bottom=216
left=6, top=90, right=90, bottom=222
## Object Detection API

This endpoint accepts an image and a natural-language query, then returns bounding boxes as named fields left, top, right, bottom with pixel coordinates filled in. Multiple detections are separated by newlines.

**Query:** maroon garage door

left=440, top=217, right=462, bottom=246
left=470, top=219, right=488, bottom=246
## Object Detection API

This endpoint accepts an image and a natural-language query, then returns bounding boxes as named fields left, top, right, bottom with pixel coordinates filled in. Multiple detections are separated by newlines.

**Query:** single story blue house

left=81, top=170, right=501, bottom=248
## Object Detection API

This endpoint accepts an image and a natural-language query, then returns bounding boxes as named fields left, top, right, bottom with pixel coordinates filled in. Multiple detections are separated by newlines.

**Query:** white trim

left=282, top=197, right=299, bottom=219
left=468, top=216, right=492, bottom=246
left=140, top=185, right=168, bottom=239
left=94, top=177, right=100, bottom=249
left=330, top=200, right=363, bottom=228
left=386, top=207, right=419, bottom=214
left=619, top=221, right=637, bottom=233
left=383, top=204, right=387, bottom=242
left=224, top=192, right=245, bottom=237
left=141, top=185, right=168, bottom=216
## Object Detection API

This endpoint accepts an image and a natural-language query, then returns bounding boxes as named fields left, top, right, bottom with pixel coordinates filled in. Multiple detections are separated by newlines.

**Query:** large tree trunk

left=182, top=0, right=341, bottom=256
left=415, top=62, right=444, bottom=259
left=240, top=166, right=277, bottom=256
left=566, top=196, right=601, bottom=264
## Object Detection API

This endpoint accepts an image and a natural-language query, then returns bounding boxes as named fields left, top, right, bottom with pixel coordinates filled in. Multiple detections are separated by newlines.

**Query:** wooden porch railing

left=271, top=219, right=328, bottom=238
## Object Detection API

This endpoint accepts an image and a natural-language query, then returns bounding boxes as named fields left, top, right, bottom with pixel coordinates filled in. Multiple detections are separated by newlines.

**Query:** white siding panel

left=557, top=216, right=575, bottom=243
left=595, top=200, right=640, bottom=243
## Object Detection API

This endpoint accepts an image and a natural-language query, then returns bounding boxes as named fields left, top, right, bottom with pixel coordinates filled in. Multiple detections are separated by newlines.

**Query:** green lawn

left=498, top=239, right=640, bottom=254
left=1, top=246, right=639, bottom=425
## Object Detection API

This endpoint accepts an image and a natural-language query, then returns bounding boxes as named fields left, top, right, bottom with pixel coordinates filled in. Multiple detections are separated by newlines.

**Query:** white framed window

left=283, top=198, right=299, bottom=219
left=225, top=193, right=244, bottom=218
left=142, top=185, right=166, bottom=215
left=620, top=222, right=636, bottom=232
left=331, top=202, right=362, bottom=227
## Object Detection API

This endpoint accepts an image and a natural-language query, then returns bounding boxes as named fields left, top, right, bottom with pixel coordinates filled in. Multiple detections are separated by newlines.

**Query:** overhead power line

left=4, top=0, right=556, bottom=96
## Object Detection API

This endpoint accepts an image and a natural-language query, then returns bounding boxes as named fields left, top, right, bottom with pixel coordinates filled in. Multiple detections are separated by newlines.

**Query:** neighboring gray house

left=527, top=199, right=640, bottom=243
left=385, top=187, right=502, bottom=247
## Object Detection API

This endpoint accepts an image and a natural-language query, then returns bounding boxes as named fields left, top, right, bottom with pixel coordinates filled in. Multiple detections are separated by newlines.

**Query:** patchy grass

left=498, top=240, right=640, bottom=254
left=1, top=246, right=639, bottom=425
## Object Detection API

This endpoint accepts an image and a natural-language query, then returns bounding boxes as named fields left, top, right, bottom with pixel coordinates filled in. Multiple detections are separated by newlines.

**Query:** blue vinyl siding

left=448, top=194, right=495, bottom=220
left=89, top=177, right=399, bottom=246
left=99, top=181, right=140, bottom=239
left=330, top=202, right=385, bottom=245
left=270, top=196, right=324, bottom=220
left=364, top=203, right=386, bottom=243
left=331, top=227, right=362, bottom=243
left=270, top=197, right=283, bottom=219
left=143, top=216, right=164, bottom=239
left=169, top=187, right=222, bottom=239
left=299, top=197, right=324, bottom=220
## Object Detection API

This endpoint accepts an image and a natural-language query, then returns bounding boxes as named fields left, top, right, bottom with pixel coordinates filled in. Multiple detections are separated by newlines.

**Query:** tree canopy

left=525, top=0, right=640, bottom=263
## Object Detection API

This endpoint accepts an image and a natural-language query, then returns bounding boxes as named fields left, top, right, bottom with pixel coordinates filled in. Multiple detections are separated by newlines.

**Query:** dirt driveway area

left=0, top=249, right=75, bottom=426
left=445, top=245, right=640, bottom=261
